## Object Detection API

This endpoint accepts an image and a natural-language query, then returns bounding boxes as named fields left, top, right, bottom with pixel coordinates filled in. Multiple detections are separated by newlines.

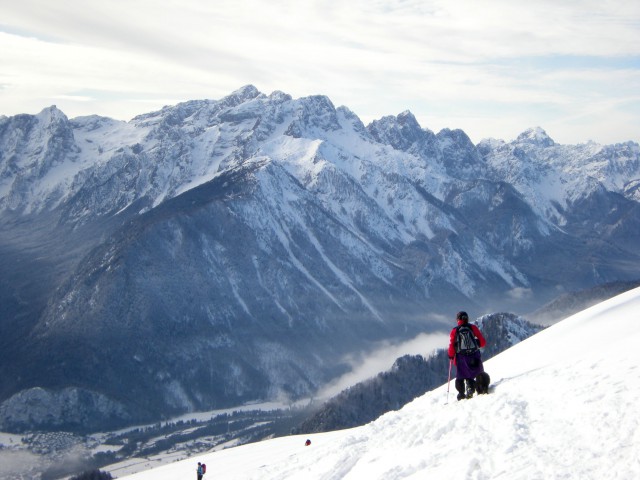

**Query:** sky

left=0, top=0, right=639, bottom=145
left=109, top=286, right=640, bottom=479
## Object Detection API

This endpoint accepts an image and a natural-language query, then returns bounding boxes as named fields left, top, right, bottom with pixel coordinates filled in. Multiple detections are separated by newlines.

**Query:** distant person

left=448, top=311, right=489, bottom=400
left=305, top=439, right=311, bottom=446
left=197, top=461, right=205, bottom=480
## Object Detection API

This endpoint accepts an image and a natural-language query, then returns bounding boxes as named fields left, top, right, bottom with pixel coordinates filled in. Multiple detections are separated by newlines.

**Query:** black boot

left=455, top=379, right=466, bottom=401
left=465, top=379, right=475, bottom=399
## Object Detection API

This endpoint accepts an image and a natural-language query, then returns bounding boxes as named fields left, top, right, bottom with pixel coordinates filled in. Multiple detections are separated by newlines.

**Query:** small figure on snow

left=197, top=461, right=206, bottom=480
left=305, top=439, right=311, bottom=446
left=448, top=311, right=490, bottom=400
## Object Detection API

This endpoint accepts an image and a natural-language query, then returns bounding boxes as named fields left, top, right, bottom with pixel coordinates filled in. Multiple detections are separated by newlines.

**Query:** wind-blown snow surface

left=117, top=287, right=640, bottom=480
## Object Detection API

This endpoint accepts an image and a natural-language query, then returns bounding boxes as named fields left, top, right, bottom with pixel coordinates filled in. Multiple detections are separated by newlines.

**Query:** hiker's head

left=456, top=311, right=469, bottom=323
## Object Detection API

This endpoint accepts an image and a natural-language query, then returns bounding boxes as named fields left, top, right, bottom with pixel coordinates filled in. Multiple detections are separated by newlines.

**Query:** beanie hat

left=456, top=311, right=469, bottom=321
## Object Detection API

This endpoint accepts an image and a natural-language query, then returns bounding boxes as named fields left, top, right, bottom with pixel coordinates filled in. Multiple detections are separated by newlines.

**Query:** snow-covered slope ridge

left=119, top=287, right=640, bottom=480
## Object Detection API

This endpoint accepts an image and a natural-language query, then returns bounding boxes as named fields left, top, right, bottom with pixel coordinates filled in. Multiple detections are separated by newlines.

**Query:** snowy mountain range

left=114, top=286, right=640, bottom=480
left=1, top=86, right=639, bottom=432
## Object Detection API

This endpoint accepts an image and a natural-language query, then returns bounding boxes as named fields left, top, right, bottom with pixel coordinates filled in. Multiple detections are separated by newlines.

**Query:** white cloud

left=507, top=287, right=534, bottom=301
left=0, top=0, right=638, bottom=144
left=317, top=332, right=449, bottom=399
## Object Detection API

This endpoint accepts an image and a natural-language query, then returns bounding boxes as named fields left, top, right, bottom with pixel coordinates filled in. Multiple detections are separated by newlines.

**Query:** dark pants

left=455, top=350, right=484, bottom=379
left=455, top=350, right=484, bottom=400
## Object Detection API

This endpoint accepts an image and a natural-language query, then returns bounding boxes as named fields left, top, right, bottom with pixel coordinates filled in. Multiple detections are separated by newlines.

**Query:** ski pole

left=446, top=358, right=453, bottom=404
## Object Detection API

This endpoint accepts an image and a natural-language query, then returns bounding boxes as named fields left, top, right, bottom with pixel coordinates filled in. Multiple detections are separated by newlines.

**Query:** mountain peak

left=233, top=84, right=260, bottom=96
left=268, top=90, right=293, bottom=103
left=397, top=109, right=418, bottom=123
left=224, top=85, right=263, bottom=104
left=366, top=111, right=426, bottom=151
left=516, top=127, right=555, bottom=147
left=36, top=105, right=70, bottom=124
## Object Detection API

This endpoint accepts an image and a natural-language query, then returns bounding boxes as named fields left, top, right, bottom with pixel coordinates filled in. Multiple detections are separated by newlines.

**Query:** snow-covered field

left=117, top=287, right=640, bottom=480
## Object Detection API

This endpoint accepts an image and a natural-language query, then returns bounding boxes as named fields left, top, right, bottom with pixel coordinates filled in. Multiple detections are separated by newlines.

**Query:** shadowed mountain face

left=1, top=86, right=639, bottom=432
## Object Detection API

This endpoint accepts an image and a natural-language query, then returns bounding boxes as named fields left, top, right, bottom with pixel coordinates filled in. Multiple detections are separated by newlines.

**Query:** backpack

left=455, top=324, right=479, bottom=355
left=202, top=464, right=206, bottom=474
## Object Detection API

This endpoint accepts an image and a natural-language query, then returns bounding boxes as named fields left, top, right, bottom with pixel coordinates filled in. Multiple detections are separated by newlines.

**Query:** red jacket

left=448, top=320, right=486, bottom=361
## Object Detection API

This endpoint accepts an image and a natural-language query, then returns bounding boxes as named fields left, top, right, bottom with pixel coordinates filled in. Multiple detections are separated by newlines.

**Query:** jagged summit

left=223, top=84, right=264, bottom=105
left=268, top=90, right=293, bottom=102
left=37, top=105, right=69, bottom=121
left=516, top=126, right=555, bottom=147
left=396, top=109, right=419, bottom=124
left=367, top=110, right=432, bottom=152
left=231, top=84, right=262, bottom=98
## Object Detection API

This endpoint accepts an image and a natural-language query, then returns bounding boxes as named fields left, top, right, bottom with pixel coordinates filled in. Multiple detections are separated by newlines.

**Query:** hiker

left=305, top=439, right=311, bottom=446
left=448, top=311, right=487, bottom=400
left=197, top=462, right=205, bottom=480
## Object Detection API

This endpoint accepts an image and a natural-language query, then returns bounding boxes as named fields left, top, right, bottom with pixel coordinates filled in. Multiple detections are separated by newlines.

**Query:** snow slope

left=116, top=287, right=640, bottom=480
